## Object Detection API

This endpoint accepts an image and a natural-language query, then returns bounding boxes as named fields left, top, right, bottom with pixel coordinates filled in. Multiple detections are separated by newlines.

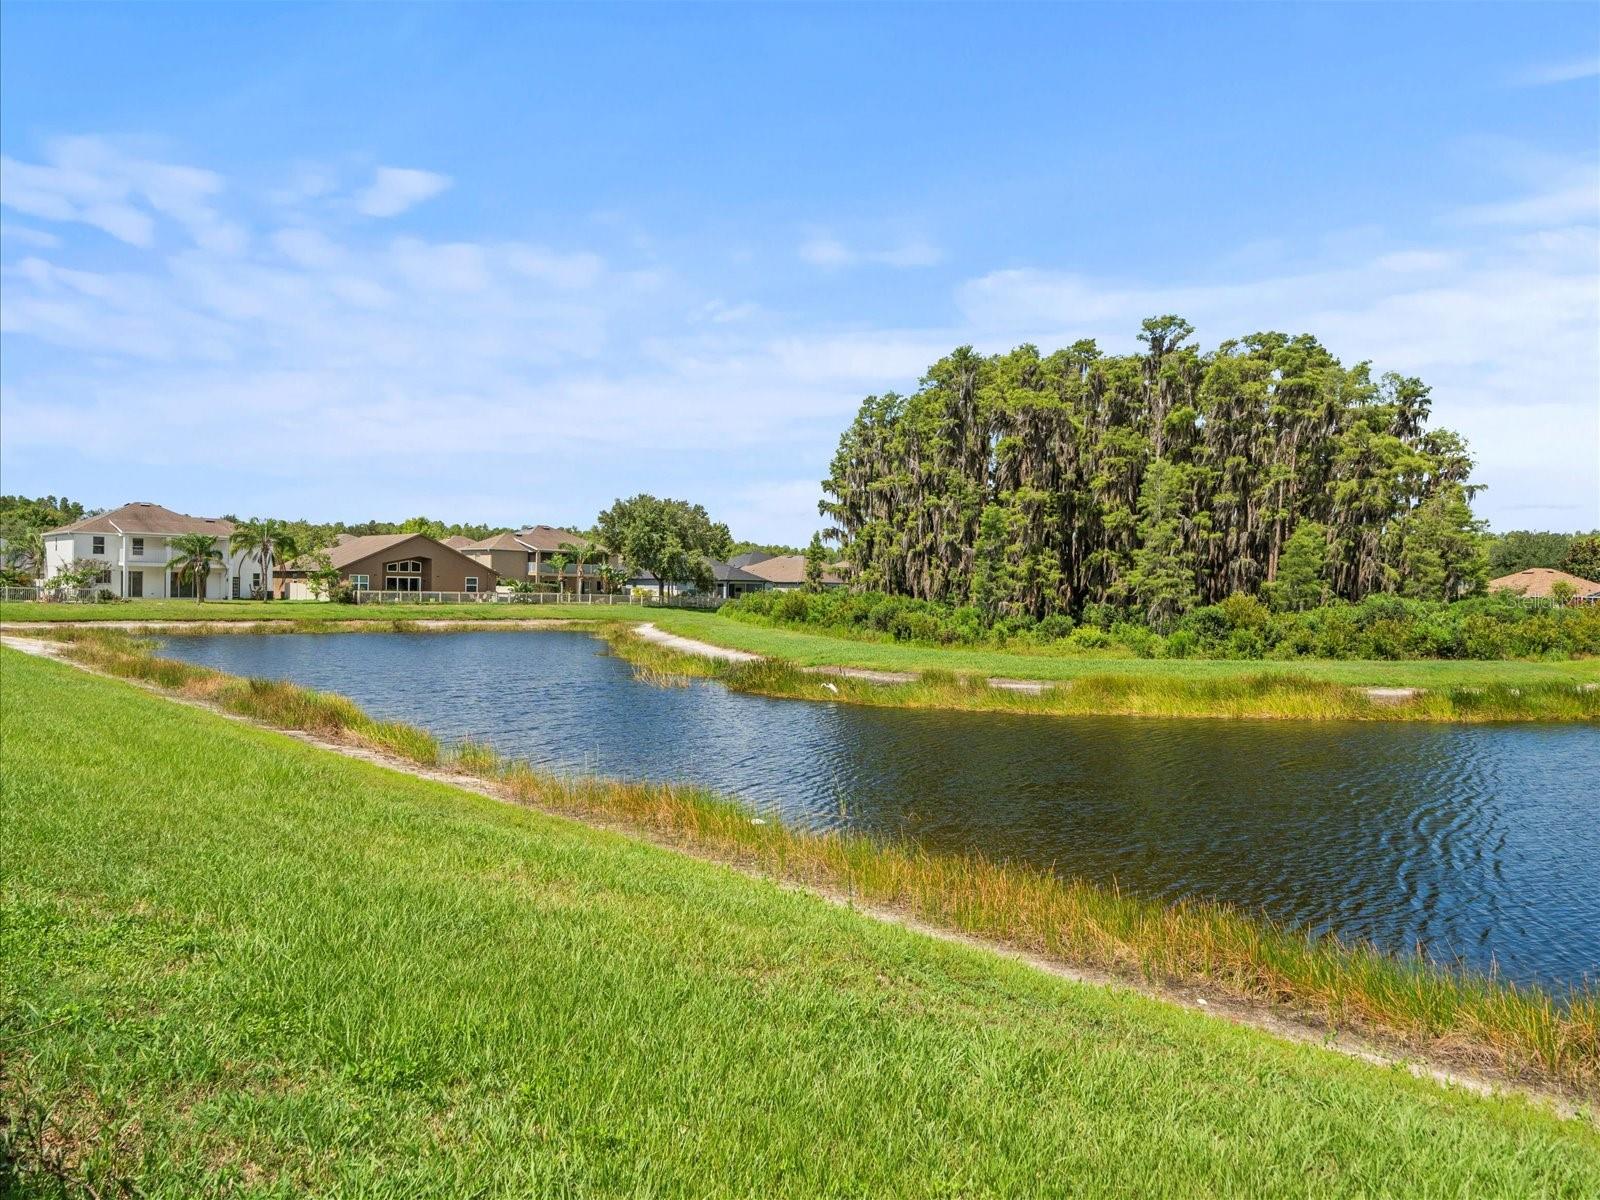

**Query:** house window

left=465, top=577, right=478, bottom=593
left=95, top=567, right=113, bottom=585
left=252, top=573, right=261, bottom=594
left=131, top=537, right=144, bottom=556
left=92, top=535, right=105, bottom=555
left=351, top=575, right=370, bottom=591
left=381, top=560, right=423, bottom=590
left=232, top=577, right=241, bottom=599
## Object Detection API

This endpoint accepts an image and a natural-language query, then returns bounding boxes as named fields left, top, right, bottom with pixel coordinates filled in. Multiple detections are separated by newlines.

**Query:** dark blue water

left=159, top=630, right=1600, bottom=991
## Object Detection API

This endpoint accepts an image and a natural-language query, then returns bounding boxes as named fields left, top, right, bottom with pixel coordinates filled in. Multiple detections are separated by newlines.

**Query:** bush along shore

left=603, top=626, right=1600, bottom=723
left=725, top=588, right=1600, bottom=662
left=24, top=626, right=1600, bottom=1099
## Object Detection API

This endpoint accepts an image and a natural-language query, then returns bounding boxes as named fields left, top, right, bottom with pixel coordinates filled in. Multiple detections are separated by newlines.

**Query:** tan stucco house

left=276, top=533, right=498, bottom=598
left=463, top=525, right=614, bottom=590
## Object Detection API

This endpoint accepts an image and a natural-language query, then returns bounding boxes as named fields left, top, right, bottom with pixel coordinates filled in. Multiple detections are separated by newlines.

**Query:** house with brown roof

left=275, top=533, right=498, bottom=599
left=441, top=535, right=475, bottom=550
left=42, top=502, right=262, bottom=599
left=462, top=525, right=616, bottom=592
left=738, top=554, right=844, bottom=591
left=1488, top=567, right=1600, bottom=604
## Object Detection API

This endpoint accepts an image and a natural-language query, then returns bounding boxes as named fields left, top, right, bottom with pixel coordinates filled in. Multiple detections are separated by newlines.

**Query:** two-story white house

left=42, top=502, right=269, bottom=599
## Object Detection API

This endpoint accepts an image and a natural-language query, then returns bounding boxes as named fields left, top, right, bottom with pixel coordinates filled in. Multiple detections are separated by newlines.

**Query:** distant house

left=41, top=501, right=262, bottom=599
left=739, top=554, right=844, bottom=591
left=462, top=525, right=615, bottom=590
left=276, top=533, right=498, bottom=599
left=627, top=559, right=770, bottom=599
left=1488, top=568, right=1600, bottom=604
left=441, top=535, right=475, bottom=550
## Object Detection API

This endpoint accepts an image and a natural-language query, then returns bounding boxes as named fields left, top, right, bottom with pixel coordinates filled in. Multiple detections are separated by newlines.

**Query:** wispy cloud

left=798, top=231, right=942, bottom=269
left=355, top=166, right=453, bottom=217
left=0, top=135, right=236, bottom=250
left=1510, top=56, right=1600, bottom=87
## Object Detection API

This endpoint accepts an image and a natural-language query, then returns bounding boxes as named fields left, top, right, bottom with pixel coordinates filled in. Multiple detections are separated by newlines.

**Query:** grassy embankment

left=6, top=596, right=1598, bottom=689
left=3, top=649, right=1598, bottom=1196
left=605, top=627, right=1600, bottom=722
left=11, top=630, right=1600, bottom=1105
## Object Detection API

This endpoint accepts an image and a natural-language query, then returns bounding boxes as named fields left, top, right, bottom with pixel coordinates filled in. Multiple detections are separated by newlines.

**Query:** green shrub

left=720, top=587, right=1600, bottom=661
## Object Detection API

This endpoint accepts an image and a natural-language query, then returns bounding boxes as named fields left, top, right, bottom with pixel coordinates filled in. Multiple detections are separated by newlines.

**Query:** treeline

left=1488, top=530, right=1600, bottom=579
left=821, top=319, right=1490, bottom=629
left=226, top=515, right=515, bottom=556
left=725, top=588, right=1600, bottom=662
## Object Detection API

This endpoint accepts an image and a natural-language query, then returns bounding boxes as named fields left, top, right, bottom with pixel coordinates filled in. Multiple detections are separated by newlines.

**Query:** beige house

left=738, top=553, right=844, bottom=591
left=1488, top=568, right=1600, bottom=604
left=463, top=525, right=614, bottom=591
left=276, top=533, right=498, bottom=599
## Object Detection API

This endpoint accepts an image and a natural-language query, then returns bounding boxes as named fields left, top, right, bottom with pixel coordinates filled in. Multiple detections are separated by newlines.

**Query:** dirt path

left=7, top=631, right=1578, bottom=1118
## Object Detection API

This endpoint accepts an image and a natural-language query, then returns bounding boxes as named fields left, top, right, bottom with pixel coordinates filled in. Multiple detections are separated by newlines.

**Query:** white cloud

left=356, top=166, right=452, bottom=217
left=0, top=223, right=62, bottom=249
left=798, top=231, right=943, bottom=269
left=1511, top=56, right=1600, bottom=87
left=505, top=245, right=605, bottom=289
left=0, top=136, right=235, bottom=251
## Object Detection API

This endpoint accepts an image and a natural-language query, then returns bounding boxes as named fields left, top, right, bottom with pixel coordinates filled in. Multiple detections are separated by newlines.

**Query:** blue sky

left=2, top=2, right=1596, bottom=542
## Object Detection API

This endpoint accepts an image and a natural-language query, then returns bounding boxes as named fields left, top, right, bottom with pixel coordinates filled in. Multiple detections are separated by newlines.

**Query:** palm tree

left=10, top=529, right=46, bottom=581
left=547, top=553, right=570, bottom=597
left=229, top=517, right=299, bottom=599
left=597, top=563, right=628, bottom=595
left=168, top=533, right=225, bottom=602
left=559, top=540, right=592, bottom=598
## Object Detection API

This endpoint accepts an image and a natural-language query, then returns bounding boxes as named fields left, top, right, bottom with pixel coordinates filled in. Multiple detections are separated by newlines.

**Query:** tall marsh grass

left=40, top=624, right=1600, bottom=1095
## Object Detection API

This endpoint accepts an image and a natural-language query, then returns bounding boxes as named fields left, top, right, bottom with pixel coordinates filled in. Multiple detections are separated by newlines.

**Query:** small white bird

left=821, top=681, right=839, bottom=694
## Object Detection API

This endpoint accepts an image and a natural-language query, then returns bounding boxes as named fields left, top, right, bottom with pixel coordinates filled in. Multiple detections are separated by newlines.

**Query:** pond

left=158, top=630, right=1600, bottom=992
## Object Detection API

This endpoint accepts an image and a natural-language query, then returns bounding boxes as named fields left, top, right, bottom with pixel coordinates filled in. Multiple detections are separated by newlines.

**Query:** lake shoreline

left=9, top=626, right=1596, bottom=1108
left=608, top=622, right=1600, bottom=722
left=6, top=612, right=1596, bottom=722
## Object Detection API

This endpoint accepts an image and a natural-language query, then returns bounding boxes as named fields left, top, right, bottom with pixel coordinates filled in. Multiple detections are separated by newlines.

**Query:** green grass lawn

left=648, top=609, right=1600, bottom=687
left=3, top=649, right=1597, bottom=1197
left=4, top=596, right=1595, bottom=688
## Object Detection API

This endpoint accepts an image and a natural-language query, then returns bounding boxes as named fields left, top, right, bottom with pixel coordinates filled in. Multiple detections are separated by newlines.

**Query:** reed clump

left=40, top=624, right=1600, bottom=1096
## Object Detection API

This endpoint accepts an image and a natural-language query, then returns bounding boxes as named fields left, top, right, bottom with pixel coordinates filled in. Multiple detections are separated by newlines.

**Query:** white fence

left=2, top=583, right=728, bottom=610
left=2, top=585, right=104, bottom=603
left=350, top=590, right=725, bottom=609
left=352, top=590, right=645, bottom=606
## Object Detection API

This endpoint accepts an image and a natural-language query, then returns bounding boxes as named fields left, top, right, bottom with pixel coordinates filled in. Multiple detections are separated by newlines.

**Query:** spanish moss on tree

left=821, top=317, right=1486, bottom=628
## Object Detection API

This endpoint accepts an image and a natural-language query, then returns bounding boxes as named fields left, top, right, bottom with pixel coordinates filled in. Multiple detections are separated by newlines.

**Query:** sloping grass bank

left=21, top=628, right=1600, bottom=1100
left=607, top=627, right=1600, bottom=722
left=3, top=648, right=1598, bottom=1197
